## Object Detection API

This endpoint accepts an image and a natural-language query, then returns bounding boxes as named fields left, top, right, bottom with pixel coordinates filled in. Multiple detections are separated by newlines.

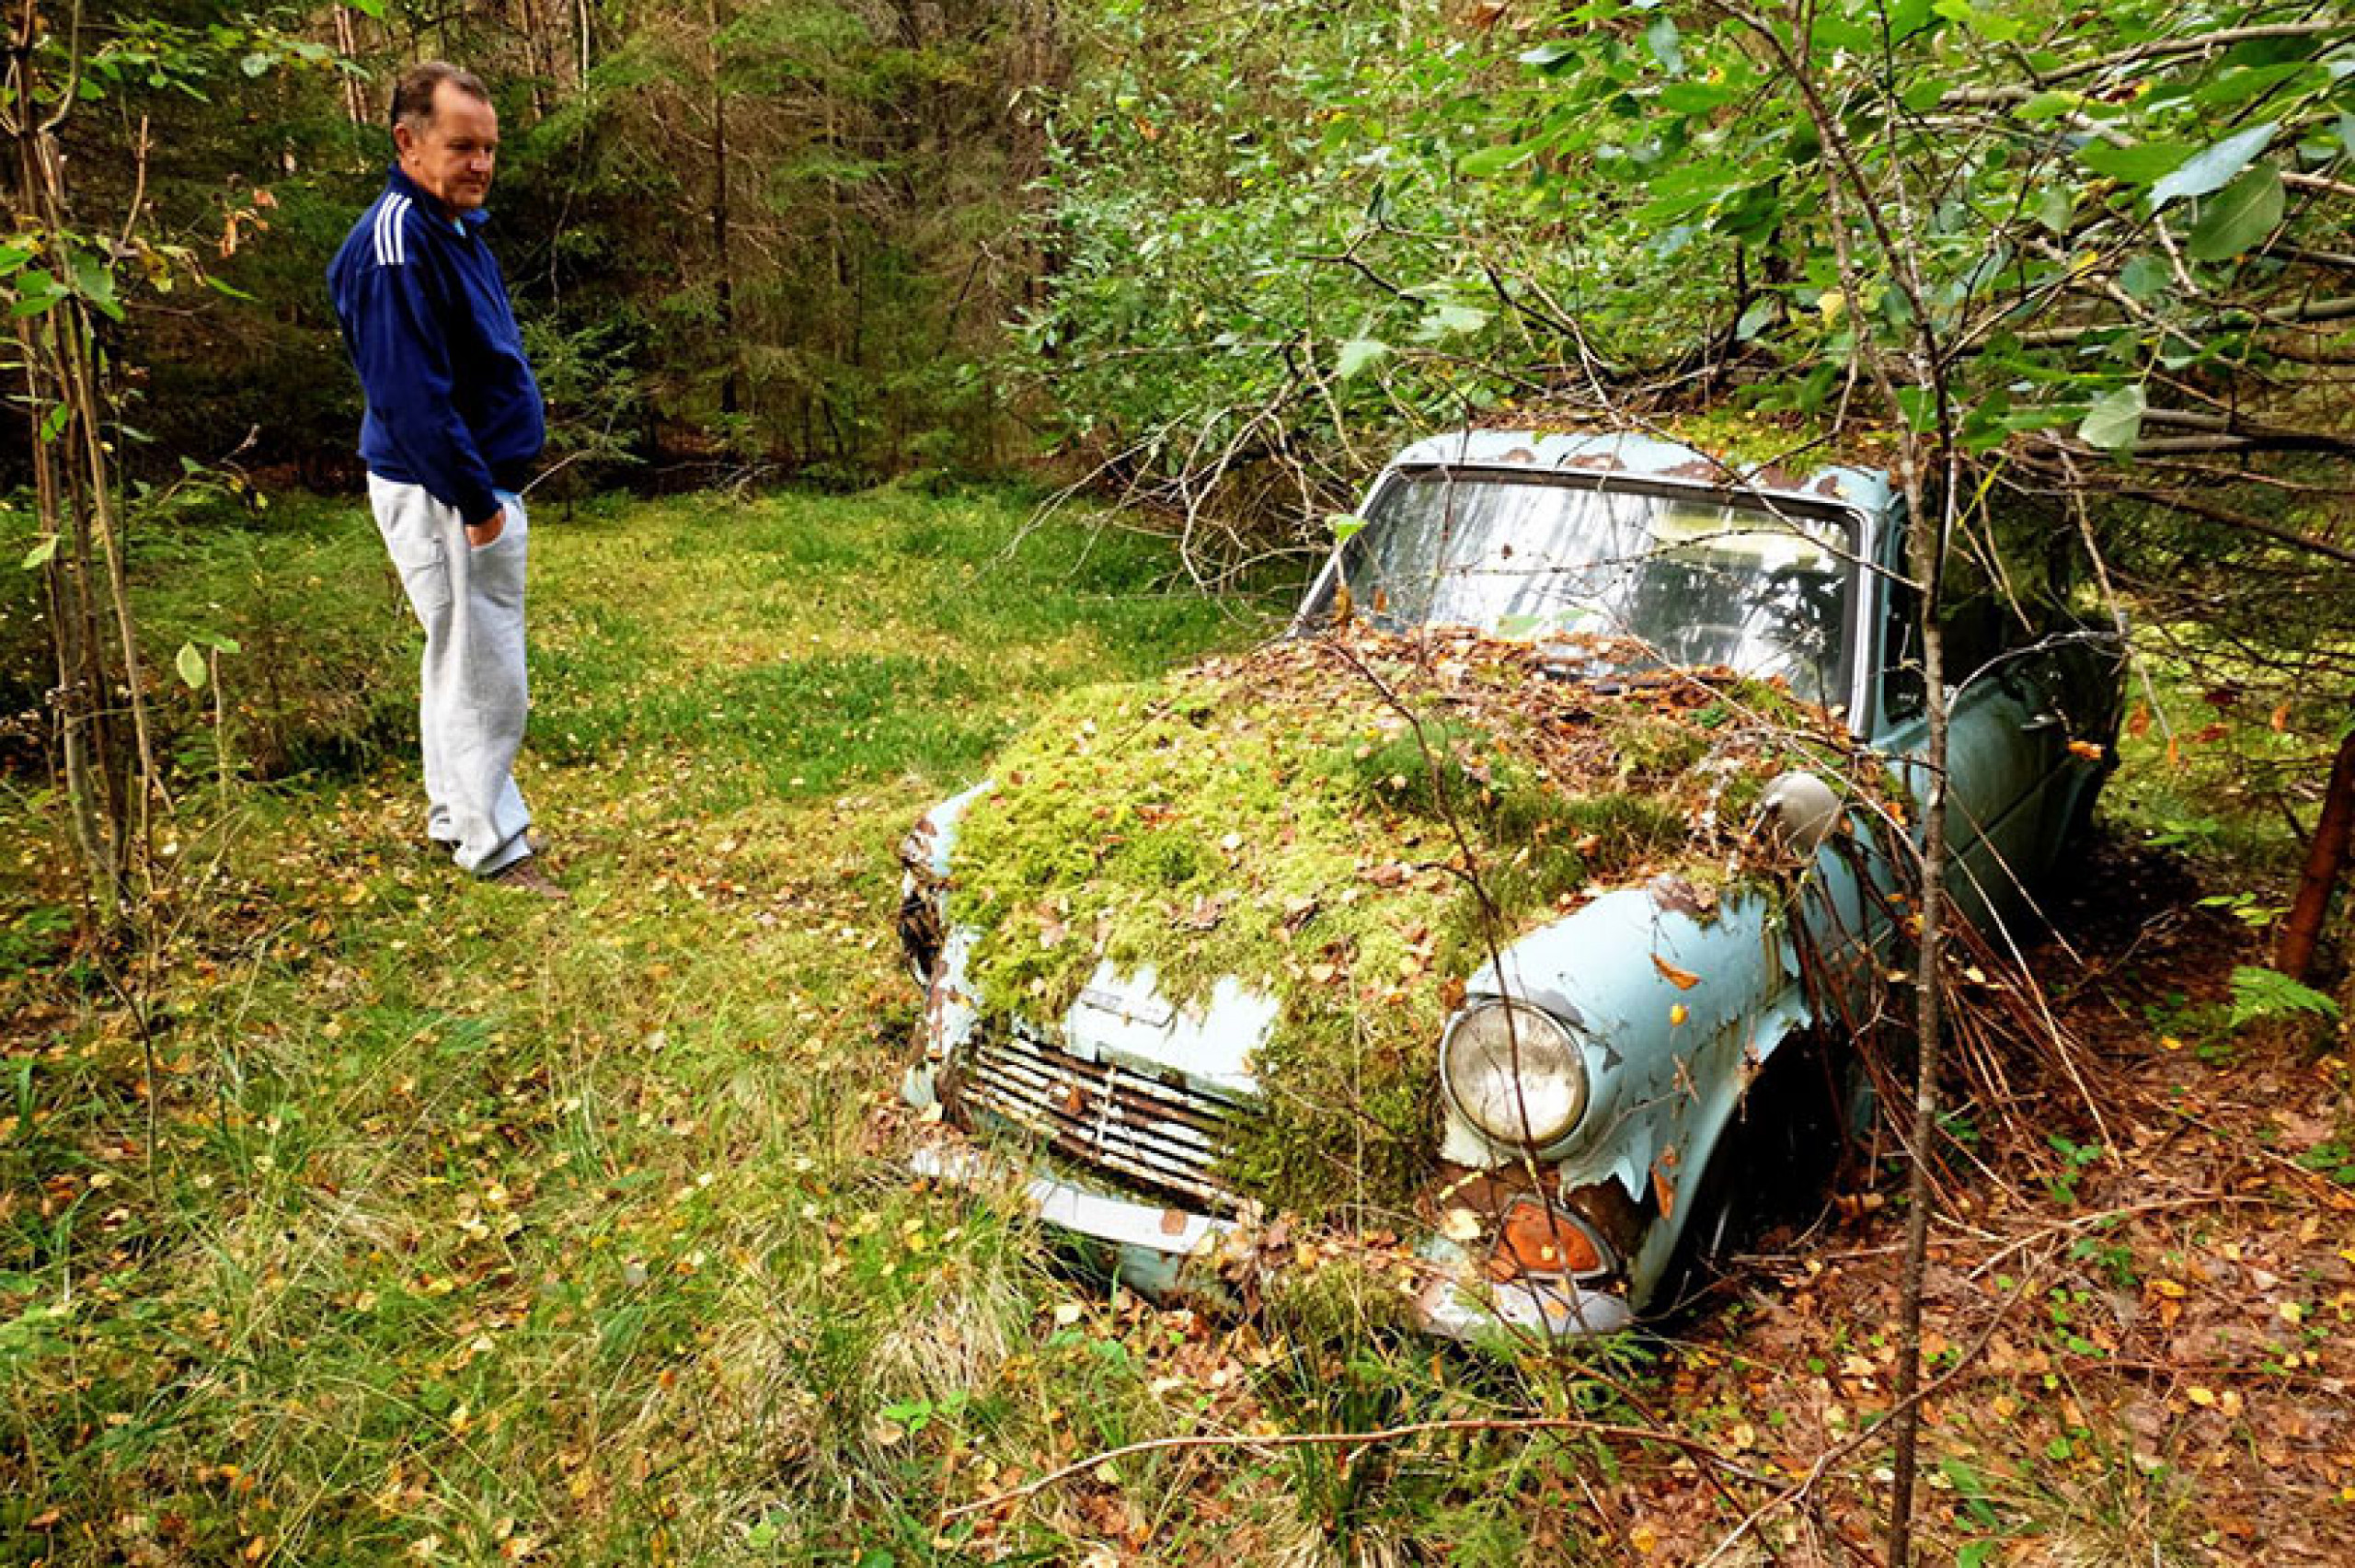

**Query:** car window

left=1313, top=468, right=1856, bottom=705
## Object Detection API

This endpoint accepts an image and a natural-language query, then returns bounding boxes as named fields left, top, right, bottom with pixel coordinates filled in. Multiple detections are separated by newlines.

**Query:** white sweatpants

left=369, top=475, right=534, bottom=876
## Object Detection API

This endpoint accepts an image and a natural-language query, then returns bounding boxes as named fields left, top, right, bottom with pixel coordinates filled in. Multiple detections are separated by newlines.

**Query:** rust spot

left=1660, top=458, right=1722, bottom=481
left=1562, top=452, right=1627, bottom=472
left=1815, top=475, right=1846, bottom=498
left=1425, top=1166, right=1644, bottom=1269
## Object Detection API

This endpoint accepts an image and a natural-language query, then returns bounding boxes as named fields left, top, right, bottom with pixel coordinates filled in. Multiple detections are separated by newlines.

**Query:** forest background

left=6, top=0, right=2355, bottom=1563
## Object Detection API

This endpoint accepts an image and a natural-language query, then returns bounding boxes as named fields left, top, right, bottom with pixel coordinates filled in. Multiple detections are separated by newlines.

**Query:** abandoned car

left=897, top=428, right=2123, bottom=1341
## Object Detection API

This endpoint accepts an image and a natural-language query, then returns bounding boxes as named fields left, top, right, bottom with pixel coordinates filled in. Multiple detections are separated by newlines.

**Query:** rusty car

left=894, top=427, right=2124, bottom=1342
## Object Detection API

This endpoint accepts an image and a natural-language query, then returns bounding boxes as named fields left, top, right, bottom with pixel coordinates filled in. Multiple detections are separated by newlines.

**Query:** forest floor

left=2, top=486, right=2350, bottom=1566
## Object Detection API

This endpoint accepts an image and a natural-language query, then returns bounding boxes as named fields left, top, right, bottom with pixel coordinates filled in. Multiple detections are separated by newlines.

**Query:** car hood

left=911, top=626, right=1878, bottom=1216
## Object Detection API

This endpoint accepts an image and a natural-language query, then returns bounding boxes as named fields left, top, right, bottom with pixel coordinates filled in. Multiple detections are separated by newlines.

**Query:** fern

left=2227, top=966, right=2343, bottom=1032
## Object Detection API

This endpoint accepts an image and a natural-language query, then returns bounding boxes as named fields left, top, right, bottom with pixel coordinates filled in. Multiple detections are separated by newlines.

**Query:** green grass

left=1, top=484, right=1297, bottom=1562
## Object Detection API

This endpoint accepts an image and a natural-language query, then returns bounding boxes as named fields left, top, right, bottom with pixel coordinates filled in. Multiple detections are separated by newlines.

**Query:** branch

left=2012, top=294, right=2355, bottom=349
left=945, top=1413, right=1781, bottom=1521
left=1942, top=20, right=2355, bottom=106
left=2108, top=483, right=2355, bottom=567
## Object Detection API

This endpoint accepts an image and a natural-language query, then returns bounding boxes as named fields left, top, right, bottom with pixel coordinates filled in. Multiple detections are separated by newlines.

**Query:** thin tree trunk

left=2278, top=722, right=2355, bottom=981
left=332, top=7, right=368, bottom=125
left=709, top=0, right=739, bottom=417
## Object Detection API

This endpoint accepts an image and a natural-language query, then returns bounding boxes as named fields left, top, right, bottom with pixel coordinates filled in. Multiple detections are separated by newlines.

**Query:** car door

left=1871, top=560, right=2052, bottom=937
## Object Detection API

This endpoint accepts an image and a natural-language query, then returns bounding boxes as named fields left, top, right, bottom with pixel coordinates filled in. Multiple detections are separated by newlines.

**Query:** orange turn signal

left=1486, top=1197, right=1603, bottom=1281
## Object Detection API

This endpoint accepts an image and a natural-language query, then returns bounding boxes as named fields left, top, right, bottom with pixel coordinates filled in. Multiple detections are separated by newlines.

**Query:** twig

left=946, top=1413, right=1783, bottom=1521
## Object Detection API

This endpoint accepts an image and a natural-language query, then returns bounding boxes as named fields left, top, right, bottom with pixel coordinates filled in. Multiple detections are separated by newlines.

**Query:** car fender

left=1454, top=882, right=1813, bottom=1219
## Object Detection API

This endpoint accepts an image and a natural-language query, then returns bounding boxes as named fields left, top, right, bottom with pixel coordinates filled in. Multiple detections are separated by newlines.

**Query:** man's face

left=395, top=81, right=500, bottom=215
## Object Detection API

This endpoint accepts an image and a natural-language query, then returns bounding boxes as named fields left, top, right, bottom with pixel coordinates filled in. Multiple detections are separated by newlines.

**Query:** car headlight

left=1441, top=1001, right=1589, bottom=1148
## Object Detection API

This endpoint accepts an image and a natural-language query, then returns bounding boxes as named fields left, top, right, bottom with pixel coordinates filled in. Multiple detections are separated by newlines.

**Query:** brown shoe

left=484, top=856, right=568, bottom=899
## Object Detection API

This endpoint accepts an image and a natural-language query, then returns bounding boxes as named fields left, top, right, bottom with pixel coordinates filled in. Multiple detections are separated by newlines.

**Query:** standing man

left=329, top=62, right=560, bottom=896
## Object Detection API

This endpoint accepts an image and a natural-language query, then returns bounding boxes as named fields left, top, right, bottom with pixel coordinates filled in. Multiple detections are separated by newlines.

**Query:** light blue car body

left=900, top=429, right=2120, bottom=1343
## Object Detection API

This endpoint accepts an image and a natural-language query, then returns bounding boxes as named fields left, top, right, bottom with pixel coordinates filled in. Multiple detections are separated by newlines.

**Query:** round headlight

left=1442, top=1001, right=1589, bottom=1149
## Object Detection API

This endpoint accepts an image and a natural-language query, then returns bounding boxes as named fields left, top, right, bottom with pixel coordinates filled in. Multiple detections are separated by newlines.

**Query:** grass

left=4, top=483, right=2347, bottom=1565
left=0, top=483, right=1303, bottom=1562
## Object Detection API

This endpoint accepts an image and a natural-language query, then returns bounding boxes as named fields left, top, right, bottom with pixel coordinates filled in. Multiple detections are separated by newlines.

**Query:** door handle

left=2022, top=711, right=2064, bottom=733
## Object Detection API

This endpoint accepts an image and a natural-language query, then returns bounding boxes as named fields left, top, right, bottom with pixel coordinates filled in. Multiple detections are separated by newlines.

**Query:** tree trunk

left=6, top=0, right=166, bottom=930
left=2277, top=722, right=2355, bottom=982
left=709, top=0, right=739, bottom=417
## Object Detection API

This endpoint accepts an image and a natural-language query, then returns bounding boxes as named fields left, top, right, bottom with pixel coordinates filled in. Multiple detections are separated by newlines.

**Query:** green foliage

left=2225, top=965, right=2342, bottom=1033
left=1022, top=0, right=2355, bottom=569
left=0, top=485, right=1264, bottom=1562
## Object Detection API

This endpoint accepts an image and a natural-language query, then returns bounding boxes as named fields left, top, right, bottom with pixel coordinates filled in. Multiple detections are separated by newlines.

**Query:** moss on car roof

left=1475, top=405, right=1903, bottom=476
left=946, top=623, right=1890, bottom=1218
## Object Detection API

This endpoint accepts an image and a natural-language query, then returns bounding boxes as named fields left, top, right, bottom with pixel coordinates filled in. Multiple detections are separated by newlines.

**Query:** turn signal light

left=1486, top=1197, right=1603, bottom=1281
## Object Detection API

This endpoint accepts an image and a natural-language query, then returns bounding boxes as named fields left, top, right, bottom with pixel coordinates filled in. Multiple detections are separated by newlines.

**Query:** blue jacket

left=328, top=165, right=544, bottom=526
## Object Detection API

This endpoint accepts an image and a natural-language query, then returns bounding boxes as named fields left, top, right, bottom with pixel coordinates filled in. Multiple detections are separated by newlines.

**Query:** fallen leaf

left=1652, top=954, right=1701, bottom=990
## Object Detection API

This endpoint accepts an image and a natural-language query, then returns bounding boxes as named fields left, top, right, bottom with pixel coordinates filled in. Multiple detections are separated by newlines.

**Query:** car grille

left=950, top=1020, right=1250, bottom=1211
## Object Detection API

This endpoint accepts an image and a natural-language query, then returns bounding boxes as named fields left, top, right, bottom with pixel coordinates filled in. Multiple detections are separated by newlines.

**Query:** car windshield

left=1313, top=468, right=1855, bottom=705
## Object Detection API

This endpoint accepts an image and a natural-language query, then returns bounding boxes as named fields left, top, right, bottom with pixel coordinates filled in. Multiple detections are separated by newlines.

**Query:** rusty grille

left=950, top=1021, right=1249, bottom=1210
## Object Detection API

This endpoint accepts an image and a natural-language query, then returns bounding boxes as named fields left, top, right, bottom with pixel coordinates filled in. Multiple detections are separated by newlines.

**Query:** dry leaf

left=1652, top=954, right=1701, bottom=990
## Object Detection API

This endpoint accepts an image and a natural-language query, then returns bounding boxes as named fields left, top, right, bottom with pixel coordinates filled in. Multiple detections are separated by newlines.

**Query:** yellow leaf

left=2187, top=1386, right=2216, bottom=1406
left=1651, top=954, right=1701, bottom=990
left=1440, top=1207, right=1482, bottom=1243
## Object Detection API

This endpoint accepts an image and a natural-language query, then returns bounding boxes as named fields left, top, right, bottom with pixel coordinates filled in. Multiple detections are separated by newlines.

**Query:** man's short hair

left=390, top=62, right=489, bottom=138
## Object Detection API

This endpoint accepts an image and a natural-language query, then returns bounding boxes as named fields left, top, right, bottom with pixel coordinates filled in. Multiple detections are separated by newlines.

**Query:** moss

left=947, top=627, right=1881, bottom=1219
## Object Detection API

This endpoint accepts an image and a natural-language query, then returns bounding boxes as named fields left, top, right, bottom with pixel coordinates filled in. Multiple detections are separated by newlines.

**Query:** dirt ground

left=1618, top=835, right=2355, bottom=1563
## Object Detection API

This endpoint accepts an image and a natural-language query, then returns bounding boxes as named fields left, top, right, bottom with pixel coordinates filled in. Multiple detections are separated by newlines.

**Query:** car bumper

left=908, top=1138, right=1633, bottom=1343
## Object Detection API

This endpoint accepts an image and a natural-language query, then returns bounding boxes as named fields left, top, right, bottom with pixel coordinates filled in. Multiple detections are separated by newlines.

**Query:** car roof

left=1384, top=428, right=1895, bottom=515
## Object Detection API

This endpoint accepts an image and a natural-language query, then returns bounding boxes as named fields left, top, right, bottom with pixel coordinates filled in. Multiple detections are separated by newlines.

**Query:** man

left=328, top=62, right=560, bottom=896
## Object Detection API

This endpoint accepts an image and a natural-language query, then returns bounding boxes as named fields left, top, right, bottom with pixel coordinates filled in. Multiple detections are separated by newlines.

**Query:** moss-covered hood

left=938, top=624, right=1874, bottom=1215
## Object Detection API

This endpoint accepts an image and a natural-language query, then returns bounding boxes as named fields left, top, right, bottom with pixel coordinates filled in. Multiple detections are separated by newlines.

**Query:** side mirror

left=1760, top=771, right=1844, bottom=855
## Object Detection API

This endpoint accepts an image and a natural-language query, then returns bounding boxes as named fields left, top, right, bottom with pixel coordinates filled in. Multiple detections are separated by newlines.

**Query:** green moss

left=946, top=628, right=1878, bottom=1219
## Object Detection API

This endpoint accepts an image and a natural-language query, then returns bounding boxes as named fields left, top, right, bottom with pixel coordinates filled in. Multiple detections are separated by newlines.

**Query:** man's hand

left=465, top=508, right=506, bottom=547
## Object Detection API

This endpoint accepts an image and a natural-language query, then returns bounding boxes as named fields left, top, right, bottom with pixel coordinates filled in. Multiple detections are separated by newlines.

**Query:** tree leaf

left=1660, top=82, right=1740, bottom=114
left=2118, top=255, right=2171, bottom=301
left=2034, top=185, right=2074, bottom=235
left=1646, top=17, right=1684, bottom=76
left=1651, top=953, right=1701, bottom=990
left=2076, top=384, right=2146, bottom=451
left=1457, top=143, right=1534, bottom=178
left=1933, top=0, right=2020, bottom=43
left=1335, top=338, right=1390, bottom=381
left=2149, top=122, right=2277, bottom=211
left=176, top=642, right=208, bottom=690
left=1895, top=385, right=1937, bottom=432
left=2078, top=140, right=2194, bottom=186
left=2186, top=163, right=2282, bottom=261
left=20, top=534, right=60, bottom=570
left=1733, top=297, right=1777, bottom=342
